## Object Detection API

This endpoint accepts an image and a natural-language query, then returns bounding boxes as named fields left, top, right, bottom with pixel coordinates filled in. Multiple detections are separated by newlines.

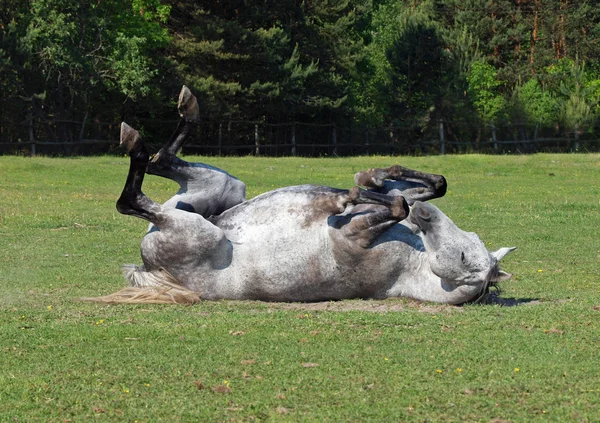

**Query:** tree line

left=1, top=0, right=599, bottom=150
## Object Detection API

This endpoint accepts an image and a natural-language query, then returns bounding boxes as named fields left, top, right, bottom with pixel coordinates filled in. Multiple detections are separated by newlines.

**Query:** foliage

left=1, top=0, right=171, bottom=142
left=1, top=0, right=600, bottom=146
left=555, top=61, right=598, bottom=132
left=385, top=14, right=449, bottom=129
left=515, top=78, right=559, bottom=127
left=467, top=61, right=506, bottom=124
left=165, top=0, right=368, bottom=122
left=1, top=154, right=600, bottom=421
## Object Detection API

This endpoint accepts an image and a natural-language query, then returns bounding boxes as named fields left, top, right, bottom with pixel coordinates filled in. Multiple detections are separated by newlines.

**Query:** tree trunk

left=530, top=0, right=539, bottom=71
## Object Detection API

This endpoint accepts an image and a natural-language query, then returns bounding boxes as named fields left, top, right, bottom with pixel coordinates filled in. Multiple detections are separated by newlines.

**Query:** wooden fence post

left=332, top=124, right=337, bottom=156
left=218, top=122, right=223, bottom=156
left=364, top=126, right=369, bottom=155
left=439, top=120, right=445, bottom=155
left=79, top=111, right=88, bottom=143
left=291, top=123, right=296, bottom=156
left=254, top=123, right=259, bottom=156
left=28, top=109, right=35, bottom=157
left=491, top=125, right=498, bottom=151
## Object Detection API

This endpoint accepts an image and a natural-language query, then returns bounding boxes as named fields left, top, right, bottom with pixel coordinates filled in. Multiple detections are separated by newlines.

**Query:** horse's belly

left=224, top=224, right=345, bottom=300
left=207, top=187, right=401, bottom=301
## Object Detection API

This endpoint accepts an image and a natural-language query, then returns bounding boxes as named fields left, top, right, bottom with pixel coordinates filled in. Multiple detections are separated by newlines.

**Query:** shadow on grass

left=483, top=293, right=541, bottom=307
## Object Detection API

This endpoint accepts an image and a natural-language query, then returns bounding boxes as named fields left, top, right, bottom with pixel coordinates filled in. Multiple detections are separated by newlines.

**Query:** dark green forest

left=1, top=0, right=599, bottom=154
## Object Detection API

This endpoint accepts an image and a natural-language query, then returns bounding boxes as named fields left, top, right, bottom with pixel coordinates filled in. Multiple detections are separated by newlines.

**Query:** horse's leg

left=146, top=86, right=245, bottom=217
left=348, top=187, right=409, bottom=220
left=354, top=165, right=447, bottom=204
left=116, top=122, right=226, bottom=258
left=116, top=123, right=162, bottom=223
left=147, top=85, right=199, bottom=175
left=327, top=187, right=410, bottom=248
left=105, top=123, right=227, bottom=302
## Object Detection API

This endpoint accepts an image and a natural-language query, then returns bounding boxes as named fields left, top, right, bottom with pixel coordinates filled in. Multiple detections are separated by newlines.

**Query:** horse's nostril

left=418, top=209, right=431, bottom=221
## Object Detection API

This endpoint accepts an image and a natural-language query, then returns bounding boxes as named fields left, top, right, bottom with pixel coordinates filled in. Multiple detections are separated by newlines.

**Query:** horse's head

left=409, top=201, right=515, bottom=297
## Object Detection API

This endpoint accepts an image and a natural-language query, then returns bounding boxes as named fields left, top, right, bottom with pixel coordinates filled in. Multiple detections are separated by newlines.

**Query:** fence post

left=27, top=109, right=35, bottom=157
left=439, top=120, right=445, bottom=155
left=332, top=124, right=337, bottom=156
left=291, top=123, right=296, bottom=156
left=364, top=126, right=369, bottom=155
left=491, top=125, right=498, bottom=151
left=218, top=122, right=223, bottom=156
left=574, top=124, right=580, bottom=151
left=79, top=111, right=88, bottom=143
left=254, top=123, right=259, bottom=156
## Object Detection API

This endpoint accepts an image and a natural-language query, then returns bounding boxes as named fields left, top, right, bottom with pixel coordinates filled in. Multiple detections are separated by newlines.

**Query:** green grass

left=1, top=153, right=599, bottom=422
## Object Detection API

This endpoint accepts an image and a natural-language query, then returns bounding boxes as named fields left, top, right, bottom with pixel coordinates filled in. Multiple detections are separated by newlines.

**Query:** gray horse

left=98, top=87, right=515, bottom=305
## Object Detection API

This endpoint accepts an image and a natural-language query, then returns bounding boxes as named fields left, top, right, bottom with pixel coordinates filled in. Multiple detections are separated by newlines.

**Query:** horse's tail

left=80, top=265, right=201, bottom=304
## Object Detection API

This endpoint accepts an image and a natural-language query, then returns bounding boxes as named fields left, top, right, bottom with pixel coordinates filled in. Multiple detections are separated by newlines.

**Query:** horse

left=93, top=86, right=515, bottom=305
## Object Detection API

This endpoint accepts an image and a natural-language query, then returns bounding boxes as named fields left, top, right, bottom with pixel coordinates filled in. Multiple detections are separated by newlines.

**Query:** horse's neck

left=385, top=250, right=440, bottom=299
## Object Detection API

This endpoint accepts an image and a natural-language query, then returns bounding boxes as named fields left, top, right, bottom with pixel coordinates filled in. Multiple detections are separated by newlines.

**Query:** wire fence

left=1, top=117, right=598, bottom=156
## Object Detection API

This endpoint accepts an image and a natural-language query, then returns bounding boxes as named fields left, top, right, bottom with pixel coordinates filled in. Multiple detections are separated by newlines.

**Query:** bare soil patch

left=266, top=298, right=461, bottom=313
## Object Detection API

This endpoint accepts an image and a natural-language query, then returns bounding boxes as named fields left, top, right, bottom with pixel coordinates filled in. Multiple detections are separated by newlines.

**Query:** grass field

left=1, top=153, right=599, bottom=422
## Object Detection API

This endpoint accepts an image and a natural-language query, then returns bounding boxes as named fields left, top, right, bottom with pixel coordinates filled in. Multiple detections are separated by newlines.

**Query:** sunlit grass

left=1, top=153, right=599, bottom=421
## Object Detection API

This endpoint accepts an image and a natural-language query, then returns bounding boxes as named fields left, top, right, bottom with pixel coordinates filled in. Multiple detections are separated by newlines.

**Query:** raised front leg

left=322, top=187, right=410, bottom=248
left=354, top=165, right=447, bottom=204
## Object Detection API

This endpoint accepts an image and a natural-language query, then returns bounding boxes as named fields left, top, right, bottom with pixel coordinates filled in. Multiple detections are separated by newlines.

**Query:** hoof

left=178, top=85, right=199, bottom=122
left=120, top=122, right=141, bottom=153
left=390, top=196, right=409, bottom=220
left=354, top=171, right=384, bottom=188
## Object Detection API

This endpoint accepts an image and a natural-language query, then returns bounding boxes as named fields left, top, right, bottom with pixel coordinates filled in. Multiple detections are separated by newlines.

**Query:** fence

left=1, top=117, right=599, bottom=156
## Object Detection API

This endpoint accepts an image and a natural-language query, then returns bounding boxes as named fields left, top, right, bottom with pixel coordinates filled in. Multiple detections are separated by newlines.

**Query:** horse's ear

left=491, top=247, right=517, bottom=261
left=490, top=270, right=513, bottom=282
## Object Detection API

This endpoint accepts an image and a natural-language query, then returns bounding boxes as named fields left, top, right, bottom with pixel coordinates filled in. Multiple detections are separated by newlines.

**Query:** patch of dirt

left=241, top=294, right=545, bottom=313
left=266, top=299, right=461, bottom=313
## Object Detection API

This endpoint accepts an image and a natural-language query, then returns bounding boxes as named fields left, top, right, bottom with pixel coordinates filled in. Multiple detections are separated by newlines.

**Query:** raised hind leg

left=148, top=85, right=199, bottom=174
left=116, top=123, right=162, bottom=223
left=97, top=123, right=225, bottom=303
left=354, top=165, right=447, bottom=205
left=116, top=122, right=227, bottom=276
left=146, top=85, right=246, bottom=218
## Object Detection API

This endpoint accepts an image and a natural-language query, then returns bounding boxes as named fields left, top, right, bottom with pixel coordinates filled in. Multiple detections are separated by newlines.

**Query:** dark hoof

left=354, top=170, right=384, bottom=188
left=390, top=196, right=409, bottom=220
left=178, top=85, right=199, bottom=122
left=120, top=122, right=141, bottom=153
